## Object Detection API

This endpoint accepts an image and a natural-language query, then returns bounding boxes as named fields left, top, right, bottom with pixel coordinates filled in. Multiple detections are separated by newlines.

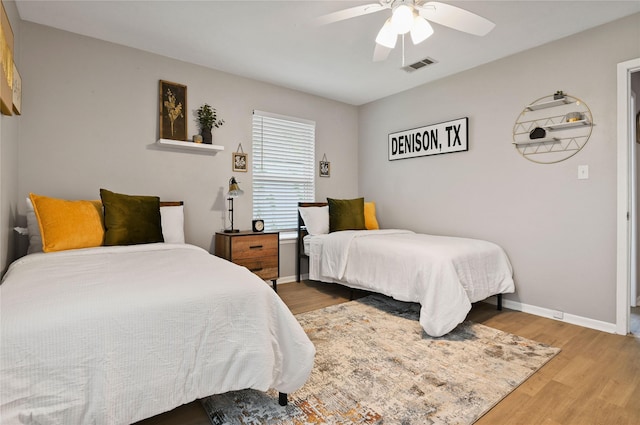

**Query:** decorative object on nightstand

left=196, top=103, right=224, bottom=144
left=214, top=231, right=280, bottom=291
left=225, top=177, right=244, bottom=233
left=252, top=219, right=264, bottom=232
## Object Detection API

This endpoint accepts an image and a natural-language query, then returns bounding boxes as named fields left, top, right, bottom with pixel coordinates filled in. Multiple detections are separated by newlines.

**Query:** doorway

left=617, top=58, right=640, bottom=335
left=631, top=71, right=640, bottom=336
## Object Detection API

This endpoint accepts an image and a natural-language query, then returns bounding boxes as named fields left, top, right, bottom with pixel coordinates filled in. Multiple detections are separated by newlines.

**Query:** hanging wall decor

left=159, top=80, right=187, bottom=141
left=232, top=143, right=248, bottom=172
left=388, top=117, right=468, bottom=161
left=0, top=1, right=14, bottom=116
left=11, top=62, right=20, bottom=115
left=319, top=154, right=330, bottom=177
left=513, top=92, right=593, bottom=164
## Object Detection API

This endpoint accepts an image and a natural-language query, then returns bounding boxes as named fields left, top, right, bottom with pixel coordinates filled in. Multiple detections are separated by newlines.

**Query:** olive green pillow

left=328, top=197, right=366, bottom=232
left=100, top=189, right=164, bottom=246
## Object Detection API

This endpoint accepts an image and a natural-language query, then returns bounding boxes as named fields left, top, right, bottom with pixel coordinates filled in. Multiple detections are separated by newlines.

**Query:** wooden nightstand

left=214, top=231, right=280, bottom=292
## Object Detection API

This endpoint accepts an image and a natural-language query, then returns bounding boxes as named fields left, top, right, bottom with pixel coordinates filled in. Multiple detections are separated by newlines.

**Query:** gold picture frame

left=233, top=152, right=248, bottom=172
left=12, top=62, right=20, bottom=115
left=159, top=80, right=187, bottom=141
left=0, top=1, right=14, bottom=116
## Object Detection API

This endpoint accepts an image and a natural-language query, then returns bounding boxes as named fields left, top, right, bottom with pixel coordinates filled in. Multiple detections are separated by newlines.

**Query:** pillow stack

left=26, top=189, right=184, bottom=253
left=298, top=197, right=380, bottom=235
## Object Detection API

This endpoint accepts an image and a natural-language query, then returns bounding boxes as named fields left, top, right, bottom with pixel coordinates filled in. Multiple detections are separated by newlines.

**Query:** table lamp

left=225, top=177, right=244, bottom=233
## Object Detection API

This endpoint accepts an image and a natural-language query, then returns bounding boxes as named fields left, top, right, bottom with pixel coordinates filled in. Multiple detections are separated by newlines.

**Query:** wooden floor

left=137, top=281, right=640, bottom=425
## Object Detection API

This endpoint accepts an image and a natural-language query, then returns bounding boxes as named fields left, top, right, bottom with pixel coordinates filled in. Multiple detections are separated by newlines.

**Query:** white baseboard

left=485, top=296, right=617, bottom=334
left=273, top=279, right=619, bottom=334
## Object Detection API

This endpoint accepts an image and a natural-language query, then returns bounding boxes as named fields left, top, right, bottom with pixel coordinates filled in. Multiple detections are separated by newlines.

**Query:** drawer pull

left=249, top=245, right=263, bottom=249
left=251, top=267, right=264, bottom=272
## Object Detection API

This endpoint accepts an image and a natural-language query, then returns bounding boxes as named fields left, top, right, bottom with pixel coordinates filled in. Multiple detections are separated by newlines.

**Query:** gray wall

left=0, top=0, right=21, bottom=275
left=14, top=22, right=359, bottom=280
left=359, top=13, right=640, bottom=325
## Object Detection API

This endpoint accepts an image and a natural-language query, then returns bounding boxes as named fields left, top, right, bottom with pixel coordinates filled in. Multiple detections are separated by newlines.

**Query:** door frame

left=616, top=57, right=640, bottom=335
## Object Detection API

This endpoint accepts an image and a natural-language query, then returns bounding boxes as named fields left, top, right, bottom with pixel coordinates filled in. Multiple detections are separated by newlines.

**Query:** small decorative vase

left=201, top=128, right=212, bottom=144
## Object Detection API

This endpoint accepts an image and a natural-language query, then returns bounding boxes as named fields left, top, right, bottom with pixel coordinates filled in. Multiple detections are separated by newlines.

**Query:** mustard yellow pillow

left=364, top=202, right=380, bottom=230
left=29, top=193, right=104, bottom=253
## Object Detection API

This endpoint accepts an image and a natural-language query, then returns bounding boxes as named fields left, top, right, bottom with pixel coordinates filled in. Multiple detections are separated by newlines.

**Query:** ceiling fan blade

left=314, top=3, right=386, bottom=26
left=418, top=1, right=495, bottom=36
left=373, top=43, right=392, bottom=62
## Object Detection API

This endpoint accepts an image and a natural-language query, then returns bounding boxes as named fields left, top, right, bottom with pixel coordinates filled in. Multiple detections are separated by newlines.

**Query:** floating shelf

left=513, top=137, right=560, bottom=146
left=544, top=119, right=591, bottom=131
left=525, top=97, right=572, bottom=111
left=157, top=138, right=224, bottom=154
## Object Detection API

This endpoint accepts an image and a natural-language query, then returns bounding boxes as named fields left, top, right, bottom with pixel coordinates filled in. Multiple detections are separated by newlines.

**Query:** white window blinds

left=252, top=110, right=315, bottom=232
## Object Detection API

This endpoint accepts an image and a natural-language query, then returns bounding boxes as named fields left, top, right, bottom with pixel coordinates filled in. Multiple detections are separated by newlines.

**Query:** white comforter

left=0, top=243, right=315, bottom=425
left=310, top=230, right=514, bottom=337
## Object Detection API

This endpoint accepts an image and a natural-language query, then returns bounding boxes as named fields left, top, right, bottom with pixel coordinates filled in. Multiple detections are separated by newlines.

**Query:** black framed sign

left=388, top=117, right=468, bottom=161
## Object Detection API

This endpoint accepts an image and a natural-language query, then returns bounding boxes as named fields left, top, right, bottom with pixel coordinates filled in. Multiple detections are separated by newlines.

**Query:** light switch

left=578, top=165, right=589, bottom=180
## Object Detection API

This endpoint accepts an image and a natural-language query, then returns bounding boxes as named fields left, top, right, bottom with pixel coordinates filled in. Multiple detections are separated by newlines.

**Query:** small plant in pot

left=196, top=103, right=224, bottom=144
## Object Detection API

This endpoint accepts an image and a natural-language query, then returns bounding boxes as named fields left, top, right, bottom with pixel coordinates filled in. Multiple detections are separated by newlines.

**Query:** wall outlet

left=552, top=310, right=564, bottom=320
left=578, top=165, right=589, bottom=180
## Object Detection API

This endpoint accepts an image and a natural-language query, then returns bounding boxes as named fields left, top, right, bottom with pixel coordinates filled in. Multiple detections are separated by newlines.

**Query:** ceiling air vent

left=403, top=57, right=437, bottom=72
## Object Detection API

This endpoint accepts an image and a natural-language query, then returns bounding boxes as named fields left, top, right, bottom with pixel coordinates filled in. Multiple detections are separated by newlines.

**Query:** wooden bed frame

left=295, top=201, right=503, bottom=312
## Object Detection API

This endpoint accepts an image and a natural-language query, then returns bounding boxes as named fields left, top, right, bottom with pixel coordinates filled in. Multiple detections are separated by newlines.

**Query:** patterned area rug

left=201, top=295, right=560, bottom=424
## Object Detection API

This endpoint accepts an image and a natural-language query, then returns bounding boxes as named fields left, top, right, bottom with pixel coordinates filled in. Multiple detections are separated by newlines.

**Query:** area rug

left=201, top=295, right=560, bottom=424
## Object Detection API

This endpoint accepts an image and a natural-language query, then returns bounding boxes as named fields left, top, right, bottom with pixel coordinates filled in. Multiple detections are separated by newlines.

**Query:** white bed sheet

left=308, top=230, right=514, bottom=337
left=1, top=243, right=315, bottom=425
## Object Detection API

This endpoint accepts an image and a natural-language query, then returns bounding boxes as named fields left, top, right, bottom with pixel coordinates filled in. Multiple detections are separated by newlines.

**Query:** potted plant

left=196, top=103, right=224, bottom=144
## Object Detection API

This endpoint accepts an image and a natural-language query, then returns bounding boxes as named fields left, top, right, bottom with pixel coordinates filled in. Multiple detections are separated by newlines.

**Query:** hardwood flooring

left=136, top=281, right=640, bottom=425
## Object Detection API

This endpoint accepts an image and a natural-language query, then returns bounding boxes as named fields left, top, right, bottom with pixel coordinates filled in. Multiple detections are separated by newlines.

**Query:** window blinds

left=252, top=110, right=315, bottom=232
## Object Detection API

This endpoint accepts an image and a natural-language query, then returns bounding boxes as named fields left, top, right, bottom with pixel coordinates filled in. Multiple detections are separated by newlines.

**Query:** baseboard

left=272, top=281, right=619, bottom=333
left=274, top=274, right=308, bottom=285
left=484, top=296, right=617, bottom=334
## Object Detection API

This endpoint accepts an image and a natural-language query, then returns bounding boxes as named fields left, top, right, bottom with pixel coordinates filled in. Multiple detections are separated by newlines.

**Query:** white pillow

left=25, top=197, right=43, bottom=254
left=160, top=205, right=185, bottom=244
left=298, top=206, right=329, bottom=235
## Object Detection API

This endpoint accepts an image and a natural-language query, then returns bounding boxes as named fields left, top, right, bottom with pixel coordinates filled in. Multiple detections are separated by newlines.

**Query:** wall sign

left=388, top=117, right=468, bottom=161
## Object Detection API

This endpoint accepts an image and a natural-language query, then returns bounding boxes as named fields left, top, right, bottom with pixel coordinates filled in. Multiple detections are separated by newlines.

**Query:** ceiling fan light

left=375, top=18, right=397, bottom=49
left=391, top=4, right=414, bottom=34
left=410, top=16, right=434, bottom=45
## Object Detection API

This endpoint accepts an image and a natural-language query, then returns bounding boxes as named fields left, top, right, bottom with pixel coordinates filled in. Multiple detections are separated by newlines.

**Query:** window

left=252, top=110, right=315, bottom=232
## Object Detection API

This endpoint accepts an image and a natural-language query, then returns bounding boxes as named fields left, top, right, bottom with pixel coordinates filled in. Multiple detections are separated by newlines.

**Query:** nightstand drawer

left=231, top=234, right=278, bottom=260
left=214, top=231, right=280, bottom=292
left=235, top=257, right=278, bottom=280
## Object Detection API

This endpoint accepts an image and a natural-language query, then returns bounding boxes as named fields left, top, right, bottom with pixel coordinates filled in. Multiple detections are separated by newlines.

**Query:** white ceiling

left=15, top=1, right=640, bottom=106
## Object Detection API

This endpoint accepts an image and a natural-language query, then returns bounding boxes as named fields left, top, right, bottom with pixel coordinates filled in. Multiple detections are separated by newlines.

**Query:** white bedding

left=0, top=243, right=315, bottom=425
left=309, top=230, right=514, bottom=337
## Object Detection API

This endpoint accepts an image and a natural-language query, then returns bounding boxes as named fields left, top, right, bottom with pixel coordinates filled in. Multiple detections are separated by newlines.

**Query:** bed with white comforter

left=306, top=229, right=514, bottom=337
left=1, top=243, right=315, bottom=425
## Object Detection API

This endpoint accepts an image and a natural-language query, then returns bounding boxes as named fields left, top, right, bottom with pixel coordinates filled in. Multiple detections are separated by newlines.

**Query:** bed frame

left=295, top=201, right=503, bottom=312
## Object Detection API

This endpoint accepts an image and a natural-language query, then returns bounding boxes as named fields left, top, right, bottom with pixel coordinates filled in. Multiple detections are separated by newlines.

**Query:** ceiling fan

left=316, top=0, right=495, bottom=62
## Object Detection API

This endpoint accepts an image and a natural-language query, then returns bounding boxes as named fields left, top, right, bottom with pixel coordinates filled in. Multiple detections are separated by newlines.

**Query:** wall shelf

left=157, top=138, right=224, bottom=154
left=513, top=137, right=560, bottom=146
left=513, top=93, right=593, bottom=164
left=545, top=119, right=591, bottom=131
left=525, top=97, right=572, bottom=111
